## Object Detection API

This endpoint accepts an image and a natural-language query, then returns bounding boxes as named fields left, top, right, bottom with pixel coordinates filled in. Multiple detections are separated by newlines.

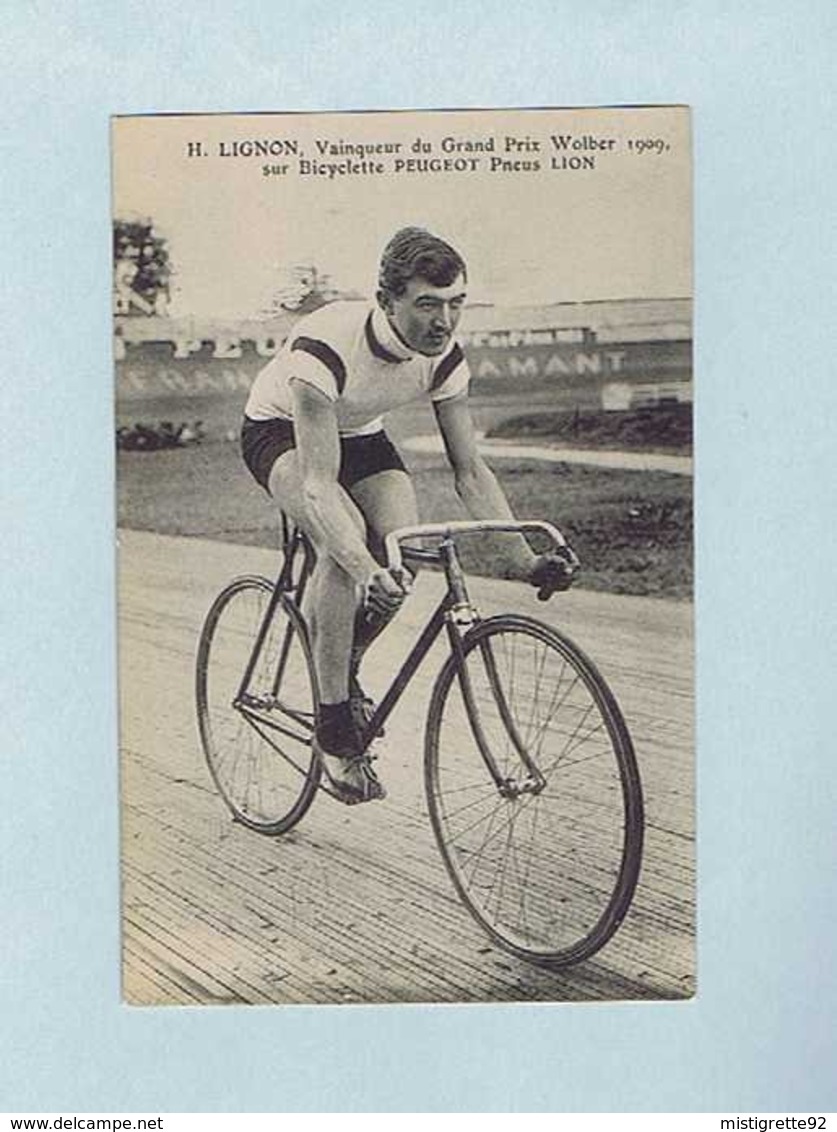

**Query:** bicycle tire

left=196, top=574, right=321, bottom=834
left=425, top=614, right=643, bottom=968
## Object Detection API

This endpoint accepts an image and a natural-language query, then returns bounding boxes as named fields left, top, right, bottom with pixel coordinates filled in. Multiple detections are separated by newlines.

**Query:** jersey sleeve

left=286, top=334, right=347, bottom=402
left=429, top=342, right=471, bottom=402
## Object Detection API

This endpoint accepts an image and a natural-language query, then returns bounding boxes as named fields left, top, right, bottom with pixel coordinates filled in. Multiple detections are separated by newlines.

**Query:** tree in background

left=113, top=218, right=171, bottom=315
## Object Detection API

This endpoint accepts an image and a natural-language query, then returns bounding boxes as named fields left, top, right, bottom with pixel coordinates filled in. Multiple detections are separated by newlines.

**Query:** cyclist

left=241, top=227, right=578, bottom=804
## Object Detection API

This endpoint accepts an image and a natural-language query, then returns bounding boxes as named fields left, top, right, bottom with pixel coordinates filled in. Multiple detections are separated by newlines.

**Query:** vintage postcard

left=113, top=106, right=693, bottom=1005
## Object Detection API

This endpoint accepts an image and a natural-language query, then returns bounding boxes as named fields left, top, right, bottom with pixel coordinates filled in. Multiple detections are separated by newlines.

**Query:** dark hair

left=378, top=227, right=467, bottom=300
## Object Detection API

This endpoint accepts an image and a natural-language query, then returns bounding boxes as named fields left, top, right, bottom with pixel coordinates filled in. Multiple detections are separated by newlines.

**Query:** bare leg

left=302, top=555, right=358, bottom=703
left=266, top=456, right=413, bottom=804
left=347, top=468, right=420, bottom=567
left=267, top=450, right=365, bottom=704
left=347, top=468, right=419, bottom=671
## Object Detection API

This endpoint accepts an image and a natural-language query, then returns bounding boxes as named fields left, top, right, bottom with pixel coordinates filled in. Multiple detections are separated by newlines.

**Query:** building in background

left=114, top=297, right=692, bottom=411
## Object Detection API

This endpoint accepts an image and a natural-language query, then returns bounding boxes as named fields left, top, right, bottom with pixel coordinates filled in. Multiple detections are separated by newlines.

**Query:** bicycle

left=195, top=518, right=644, bottom=969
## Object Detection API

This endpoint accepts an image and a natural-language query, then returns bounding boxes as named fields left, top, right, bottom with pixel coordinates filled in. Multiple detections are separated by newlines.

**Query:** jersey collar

left=366, top=307, right=414, bottom=363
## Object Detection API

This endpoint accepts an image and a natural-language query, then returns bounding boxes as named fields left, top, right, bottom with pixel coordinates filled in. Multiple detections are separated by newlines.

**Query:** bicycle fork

left=440, top=539, right=547, bottom=800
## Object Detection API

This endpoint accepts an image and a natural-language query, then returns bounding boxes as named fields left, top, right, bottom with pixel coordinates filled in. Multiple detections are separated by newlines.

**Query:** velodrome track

left=119, top=528, right=695, bottom=1005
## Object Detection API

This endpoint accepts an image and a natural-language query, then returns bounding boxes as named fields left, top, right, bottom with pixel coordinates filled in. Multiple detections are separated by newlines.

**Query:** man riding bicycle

left=241, top=227, right=577, bottom=804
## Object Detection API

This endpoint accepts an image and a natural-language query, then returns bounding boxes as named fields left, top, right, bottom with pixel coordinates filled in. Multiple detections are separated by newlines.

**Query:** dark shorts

left=240, top=415, right=408, bottom=492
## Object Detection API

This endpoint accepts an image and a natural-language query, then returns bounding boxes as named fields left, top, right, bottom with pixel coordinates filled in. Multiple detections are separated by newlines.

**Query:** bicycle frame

left=354, top=535, right=479, bottom=750
left=237, top=518, right=567, bottom=796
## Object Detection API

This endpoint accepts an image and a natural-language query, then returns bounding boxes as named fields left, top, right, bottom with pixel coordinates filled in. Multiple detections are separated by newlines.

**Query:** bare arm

left=291, top=380, right=379, bottom=585
left=433, top=393, right=538, bottom=577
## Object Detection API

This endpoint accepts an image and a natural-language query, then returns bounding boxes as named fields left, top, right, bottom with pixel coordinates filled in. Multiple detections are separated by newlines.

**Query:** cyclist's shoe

left=313, top=734, right=386, bottom=804
left=348, top=672, right=385, bottom=738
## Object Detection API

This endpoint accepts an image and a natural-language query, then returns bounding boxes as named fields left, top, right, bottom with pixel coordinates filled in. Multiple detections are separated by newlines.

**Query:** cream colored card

left=113, top=106, right=693, bottom=1006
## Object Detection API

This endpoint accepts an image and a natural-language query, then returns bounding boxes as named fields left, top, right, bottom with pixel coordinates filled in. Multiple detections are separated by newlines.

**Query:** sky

left=112, top=106, right=692, bottom=320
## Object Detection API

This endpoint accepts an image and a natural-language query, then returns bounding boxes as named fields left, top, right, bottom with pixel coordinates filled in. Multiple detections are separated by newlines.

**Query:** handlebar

left=384, top=519, right=568, bottom=574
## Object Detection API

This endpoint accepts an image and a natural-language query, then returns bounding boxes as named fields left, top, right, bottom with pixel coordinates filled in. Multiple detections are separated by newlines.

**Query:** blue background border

left=3, top=1, right=835, bottom=1113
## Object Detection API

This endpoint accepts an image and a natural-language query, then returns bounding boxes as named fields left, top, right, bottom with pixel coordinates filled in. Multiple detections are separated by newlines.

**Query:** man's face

left=382, top=274, right=467, bottom=356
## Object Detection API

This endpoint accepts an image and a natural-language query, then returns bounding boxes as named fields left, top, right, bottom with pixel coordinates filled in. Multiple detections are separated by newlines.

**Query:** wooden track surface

left=119, top=529, right=695, bottom=1005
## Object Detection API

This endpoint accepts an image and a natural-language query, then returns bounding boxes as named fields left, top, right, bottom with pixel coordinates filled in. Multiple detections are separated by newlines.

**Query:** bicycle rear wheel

left=196, top=575, right=321, bottom=834
left=425, top=614, right=643, bottom=968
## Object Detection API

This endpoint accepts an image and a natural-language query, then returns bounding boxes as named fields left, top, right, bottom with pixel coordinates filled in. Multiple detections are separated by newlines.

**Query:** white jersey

left=244, top=300, right=471, bottom=436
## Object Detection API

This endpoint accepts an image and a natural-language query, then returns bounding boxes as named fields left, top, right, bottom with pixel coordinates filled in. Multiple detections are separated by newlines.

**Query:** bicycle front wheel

left=425, top=614, right=643, bottom=968
left=196, top=575, right=321, bottom=834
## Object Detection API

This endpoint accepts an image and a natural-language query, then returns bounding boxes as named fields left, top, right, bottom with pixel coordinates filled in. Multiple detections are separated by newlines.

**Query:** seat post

left=277, top=512, right=304, bottom=594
